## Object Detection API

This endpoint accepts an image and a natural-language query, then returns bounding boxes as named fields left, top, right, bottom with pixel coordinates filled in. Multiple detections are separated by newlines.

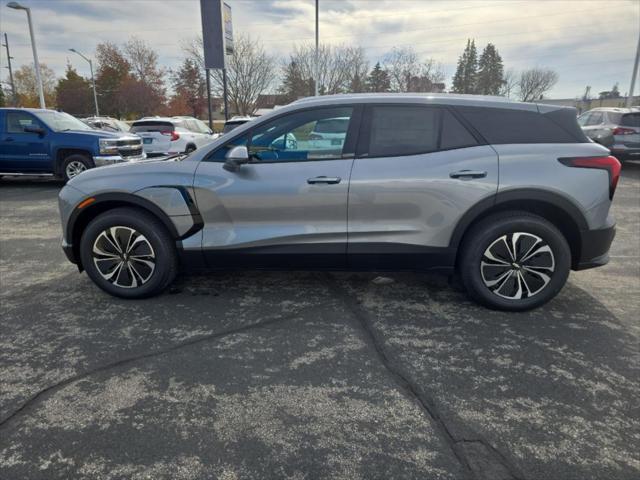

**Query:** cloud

left=0, top=0, right=638, bottom=98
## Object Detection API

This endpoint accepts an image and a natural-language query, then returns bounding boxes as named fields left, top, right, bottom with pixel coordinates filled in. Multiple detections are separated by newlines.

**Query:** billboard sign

left=223, top=2, right=233, bottom=55
left=200, top=0, right=232, bottom=69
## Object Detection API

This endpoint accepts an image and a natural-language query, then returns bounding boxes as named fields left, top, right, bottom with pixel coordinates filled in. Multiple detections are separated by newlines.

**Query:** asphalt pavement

left=0, top=164, right=638, bottom=480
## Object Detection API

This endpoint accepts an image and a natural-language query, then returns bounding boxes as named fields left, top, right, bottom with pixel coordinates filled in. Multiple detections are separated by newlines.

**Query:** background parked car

left=578, top=107, right=640, bottom=161
left=130, top=116, right=215, bottom=156
left=218, top=116, right=254, bottom=137
left=0, top=108, right=146, bottom=181
left=83, top=116, right=131, bottom=133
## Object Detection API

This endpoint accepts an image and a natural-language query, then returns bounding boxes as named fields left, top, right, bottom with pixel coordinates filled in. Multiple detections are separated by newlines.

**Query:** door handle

left=4, top=137, right=14, bottom=142
left=449, top=170, right=487, bottom=179
left=307, top=176, right=341, bottom=184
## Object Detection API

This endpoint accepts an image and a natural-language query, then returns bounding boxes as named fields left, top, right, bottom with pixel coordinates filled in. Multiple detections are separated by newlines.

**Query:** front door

left=347, top=104, right=499, bottom=270
left=193, top=105, right=360, bottom=269
left=0, top=110, right=51, bottom=172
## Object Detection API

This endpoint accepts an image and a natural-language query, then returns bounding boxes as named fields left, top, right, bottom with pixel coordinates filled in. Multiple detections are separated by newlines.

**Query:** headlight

left=99, top=139, right=119, bottom=155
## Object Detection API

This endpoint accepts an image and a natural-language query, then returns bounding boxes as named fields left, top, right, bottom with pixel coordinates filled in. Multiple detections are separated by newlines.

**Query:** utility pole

left=222, top=68, right=229, bottom=120
left=206, top=68, right=213, bottom=129
left=2, top=33, right=16, bottom=105
left=69, top=48, right=99, bottom=116
left=314, top=0, right=319, bottom=96
left=626, top=30, right=640, bottom=108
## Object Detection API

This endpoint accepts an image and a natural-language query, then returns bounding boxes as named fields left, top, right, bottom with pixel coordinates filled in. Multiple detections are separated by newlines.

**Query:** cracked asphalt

left=1, top=164, right=639, bottom=480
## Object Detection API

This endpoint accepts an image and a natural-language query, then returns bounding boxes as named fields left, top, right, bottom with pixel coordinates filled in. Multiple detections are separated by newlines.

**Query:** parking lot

left=0, top=164, right=638, bottom=480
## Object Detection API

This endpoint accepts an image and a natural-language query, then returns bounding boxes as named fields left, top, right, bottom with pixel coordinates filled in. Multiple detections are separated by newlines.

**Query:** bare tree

left=383, top=47, right=445, bottom=93
left=184, top=35, right=277, bottom=115
left=500, top=68, right=518, bottom=99
left=518, top=67, right=559, bottom=102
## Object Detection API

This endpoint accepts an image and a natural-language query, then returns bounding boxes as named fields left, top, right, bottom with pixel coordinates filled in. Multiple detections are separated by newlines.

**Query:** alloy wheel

left=65, top=161, right=87, bottom=179
left=92, top=226, right=156, bottom=289
left=480, top=232, right=555, bottom=300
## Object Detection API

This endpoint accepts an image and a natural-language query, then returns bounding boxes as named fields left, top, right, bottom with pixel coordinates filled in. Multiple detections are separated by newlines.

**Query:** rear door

left=616, top=112, right=640, bottom=153
left=193, top=105, right=361, bottom=268
left=0, top=110, right=51, bottom=172
left=347, top=104, right=498, bottom=269
left=130, top=121, right=174, bottom=155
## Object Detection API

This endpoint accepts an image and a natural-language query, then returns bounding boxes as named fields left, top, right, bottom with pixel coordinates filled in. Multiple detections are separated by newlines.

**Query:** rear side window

left=130, top=121, right=174, bottom=134
left=458, top=107, right=582, bottom=144
left=621, top=113, right=640, bottom=127
left=368, top=106, right=440, bottom=157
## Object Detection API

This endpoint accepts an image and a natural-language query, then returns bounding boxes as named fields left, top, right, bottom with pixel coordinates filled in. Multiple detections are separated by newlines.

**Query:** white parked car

left=130, top=116, right=215, bottom=156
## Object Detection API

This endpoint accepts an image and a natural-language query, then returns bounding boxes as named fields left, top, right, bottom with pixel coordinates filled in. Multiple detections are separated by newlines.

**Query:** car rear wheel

left=62, top=154, right=93, bottom=182
left=459, top=211, right=571, bottom=311
left=80, top=207, right=178, bottom=298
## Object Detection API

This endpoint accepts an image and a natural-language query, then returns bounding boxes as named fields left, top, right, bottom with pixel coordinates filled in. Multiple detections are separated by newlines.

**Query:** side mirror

left=24, top=125, right=45, bottom=136
left=223, top=145, right=250, bottom=172
left=208, top=129, right=214, bottom=135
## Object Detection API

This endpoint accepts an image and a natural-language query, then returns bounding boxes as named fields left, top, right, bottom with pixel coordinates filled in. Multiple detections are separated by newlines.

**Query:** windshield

left=34, top=111, right=92, bottom=132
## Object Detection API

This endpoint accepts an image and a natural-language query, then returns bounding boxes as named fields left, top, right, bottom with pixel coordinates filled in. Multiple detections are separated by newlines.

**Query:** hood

left=60, top=129, right=136, bottom=140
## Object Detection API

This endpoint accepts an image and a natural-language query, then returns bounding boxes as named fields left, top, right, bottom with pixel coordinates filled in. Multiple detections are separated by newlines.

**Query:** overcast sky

left=1, top=0, right=638, bottom=98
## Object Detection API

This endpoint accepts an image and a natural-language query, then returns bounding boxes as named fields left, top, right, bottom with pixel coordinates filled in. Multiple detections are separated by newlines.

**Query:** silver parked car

left=578, top=107, right=640, bottom=160
left=58, top=94, right=620, bottom=310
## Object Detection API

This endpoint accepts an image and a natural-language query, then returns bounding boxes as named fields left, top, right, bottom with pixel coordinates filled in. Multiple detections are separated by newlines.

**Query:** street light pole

left=626, top=30, right=640, bottom=108
left=7, top=1, right=45, bottom=108
left=314, top=0, right=319, bottom=96
left=69, top=48, right=99, bottom=116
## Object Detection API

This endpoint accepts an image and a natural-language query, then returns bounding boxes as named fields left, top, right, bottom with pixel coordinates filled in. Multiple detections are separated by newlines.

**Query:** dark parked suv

left=58, top=94, right=620, bottom=310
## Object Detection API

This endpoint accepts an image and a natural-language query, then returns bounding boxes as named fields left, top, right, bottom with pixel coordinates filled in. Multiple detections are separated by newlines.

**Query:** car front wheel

left=62, top=154, right=93, bottom=182
left=79, top=207, right=178, bottom=298
left=459, top=211, right=571, bottom=311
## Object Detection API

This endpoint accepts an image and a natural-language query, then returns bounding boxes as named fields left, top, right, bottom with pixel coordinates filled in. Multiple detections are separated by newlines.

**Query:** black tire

left=459, top=211, right=571, bottom=311
left=61, top=154, right=94, bottom=182
left=185, top=144, right=196, bottom=153
left=79, top=207, right=178, bottom=299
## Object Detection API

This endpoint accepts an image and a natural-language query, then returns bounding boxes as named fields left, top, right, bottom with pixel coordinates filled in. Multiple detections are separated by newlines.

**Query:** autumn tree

left=476, top=43, right=504, bottom=95
left=95, top=42, right=131, bottom=116
left=170, top=57, right=206, bottom=117
left=13, top=63, right=56, bottom=107
left=451, top=39, right=478, bottom=94
left=123, top=37, right=166, bottom=110
left=56, top=64, right=93, bottom=116
left=518, top=68, right=559, bottom=102
left=366, top=62, right=391, bottom=92
left=383, top=47, right=444, bottom=93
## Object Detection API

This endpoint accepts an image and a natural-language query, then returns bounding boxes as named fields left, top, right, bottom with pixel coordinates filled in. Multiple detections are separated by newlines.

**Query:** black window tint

left=621, top=113, right=640, bottom=127
left=459, top=107, right=580, bottom=144
left=368, top=106, right=439, bottom=157
left=440, top=110, right=478, bottom=150
left=130, top=121, right=173, bottom=133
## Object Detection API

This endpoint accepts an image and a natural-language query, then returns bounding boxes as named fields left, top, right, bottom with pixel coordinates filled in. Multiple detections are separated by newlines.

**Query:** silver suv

left=58, top=94, right=620, bottom=310
left=578, top=107, right=640, bottom=160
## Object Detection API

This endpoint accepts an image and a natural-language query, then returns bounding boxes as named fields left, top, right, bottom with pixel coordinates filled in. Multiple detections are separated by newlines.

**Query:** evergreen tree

left=0, top=86, right=5, bottom=107
left=279, top=60, right=313, bottom=103
left=366, top=62, right=391, bottom=92
left=171, top=58, right=206, bottom=118
left=55, top=64, right=93, bottom=115
left=451, top=39, right=478, bottom=94
left=476, top=43, right=504, bottom=95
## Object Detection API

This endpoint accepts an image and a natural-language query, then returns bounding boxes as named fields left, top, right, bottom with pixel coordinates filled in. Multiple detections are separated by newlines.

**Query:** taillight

left=162, top=130, right=180, bottom=141
left=558, top=155, right=621, bottom=199
left=612, top=127, right=636, bottom=136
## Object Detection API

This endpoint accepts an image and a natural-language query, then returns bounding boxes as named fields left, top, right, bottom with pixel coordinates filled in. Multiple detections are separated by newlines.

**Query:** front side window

left=367, top=106, right=440, bottom=157
left=6, top=111, right=41, bottom=133
left=577, top=113, right=590, bottom=126
left=248, top=107, right=353, bottom=162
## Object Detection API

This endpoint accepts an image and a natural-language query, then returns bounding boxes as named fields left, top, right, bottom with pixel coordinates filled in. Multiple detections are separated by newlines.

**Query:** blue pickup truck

left=0, top=108, right=146, bottom=181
